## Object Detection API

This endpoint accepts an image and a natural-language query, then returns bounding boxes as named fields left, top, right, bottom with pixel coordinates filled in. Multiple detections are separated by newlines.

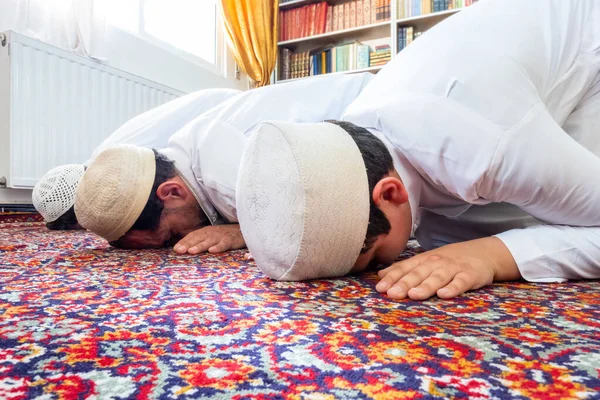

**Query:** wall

left=102, top=26, right=247, bottom=94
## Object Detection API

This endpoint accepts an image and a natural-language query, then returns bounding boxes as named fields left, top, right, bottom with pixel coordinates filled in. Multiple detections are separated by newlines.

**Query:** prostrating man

left=235, top=0, right=600, bottom=299
left=32, top=88, right=240, bottom=230
left=74, top=73, right=374, bottom=254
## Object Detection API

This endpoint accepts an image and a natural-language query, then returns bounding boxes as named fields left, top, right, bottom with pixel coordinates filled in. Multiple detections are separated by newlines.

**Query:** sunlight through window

left=104, top=0, right=217, bottom=65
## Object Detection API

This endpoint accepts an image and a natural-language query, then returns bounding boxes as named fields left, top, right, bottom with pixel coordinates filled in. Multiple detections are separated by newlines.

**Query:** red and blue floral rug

left=1, top=213, right=599, bottom=399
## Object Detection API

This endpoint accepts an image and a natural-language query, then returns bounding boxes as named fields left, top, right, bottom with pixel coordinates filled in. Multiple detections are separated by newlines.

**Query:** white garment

left=87, top=88, right=240, bottom=164
left=161, top=73, right=374, bottom=225
left=343, top=0, right=600, bottom=282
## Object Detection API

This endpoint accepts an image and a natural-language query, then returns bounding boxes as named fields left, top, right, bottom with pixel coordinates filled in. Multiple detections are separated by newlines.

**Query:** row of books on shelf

left=397, top=0, right=477, bottom=18
left=279, top=0, right=391, bottom=42
left=369, top=44, right=391, bottom=66
left=397, top=26, right=421, bottom=52
left=280, top=43, right=391, bottom=81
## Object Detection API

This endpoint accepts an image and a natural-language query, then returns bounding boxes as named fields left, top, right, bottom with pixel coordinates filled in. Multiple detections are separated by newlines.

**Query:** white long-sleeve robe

left=160, top=73, right=374, bottom=225
left=342, top=0, right=600, bottom=282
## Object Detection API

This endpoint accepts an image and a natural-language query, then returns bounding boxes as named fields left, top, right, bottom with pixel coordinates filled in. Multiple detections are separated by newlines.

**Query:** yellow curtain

left=220, top=0, right=278, bottom=87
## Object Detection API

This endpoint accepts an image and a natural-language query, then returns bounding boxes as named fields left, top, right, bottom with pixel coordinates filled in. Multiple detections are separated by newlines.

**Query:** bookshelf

left=275, top=0, right=474, bottom=83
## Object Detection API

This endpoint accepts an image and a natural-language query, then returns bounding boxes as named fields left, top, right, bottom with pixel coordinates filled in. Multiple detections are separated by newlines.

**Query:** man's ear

left=372, top=177, right=409, bottom=207
left=156, top=180, right=189, bottom=205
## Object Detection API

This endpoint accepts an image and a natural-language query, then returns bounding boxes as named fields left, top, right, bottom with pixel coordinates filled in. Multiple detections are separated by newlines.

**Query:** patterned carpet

left=1, top=213, right=599, bottom=399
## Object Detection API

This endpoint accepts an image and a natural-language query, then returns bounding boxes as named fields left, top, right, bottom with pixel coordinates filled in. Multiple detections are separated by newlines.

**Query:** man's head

left=33, top=164, right=86, bottom=230
left=75, top=145, right=207, bottom=249
left=236, top=120, right=413, bottom=281
left=326, top=121, right=412, bottom=272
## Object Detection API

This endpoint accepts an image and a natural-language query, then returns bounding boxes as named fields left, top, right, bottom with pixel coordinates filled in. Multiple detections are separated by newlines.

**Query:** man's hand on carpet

left=375, top=237, right=520, bottom=300
left=173, top=224, right=246, bottom=255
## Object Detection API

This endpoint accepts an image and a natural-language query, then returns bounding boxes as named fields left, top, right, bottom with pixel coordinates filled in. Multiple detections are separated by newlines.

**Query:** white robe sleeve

left=495, top=225, right=600, bottom=282
left=480, top=102, right=600, bottom=228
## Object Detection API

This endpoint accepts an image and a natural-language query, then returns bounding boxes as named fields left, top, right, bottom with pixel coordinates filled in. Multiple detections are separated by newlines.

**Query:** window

left=103, top=0, right=218, bottom=67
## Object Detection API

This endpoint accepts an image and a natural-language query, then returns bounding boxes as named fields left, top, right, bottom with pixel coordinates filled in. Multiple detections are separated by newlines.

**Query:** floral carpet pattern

left=1, top=213, right=599, bottom=399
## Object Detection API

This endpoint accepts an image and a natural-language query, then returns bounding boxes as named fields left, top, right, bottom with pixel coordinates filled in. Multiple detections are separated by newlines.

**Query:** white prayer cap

left=75, top=145, right=156, bottom=242
left=33, top=164, right=85, bottom=222
left=236, top=121, right=370, bottom=281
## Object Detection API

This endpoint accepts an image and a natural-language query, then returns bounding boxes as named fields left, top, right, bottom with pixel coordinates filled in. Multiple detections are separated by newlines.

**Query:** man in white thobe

left=33, top=87, right=240, bottom=229
left=75, top=73, right=374, bottom=254
left=339, top=0, right=600, bottom=299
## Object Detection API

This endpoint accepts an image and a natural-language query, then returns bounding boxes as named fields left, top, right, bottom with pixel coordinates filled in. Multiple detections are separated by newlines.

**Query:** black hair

left=46, top=205, right=79, bottom=230
left=326, top=120, right=394, bottom=252
left=129, top=149, right=178, bottom=231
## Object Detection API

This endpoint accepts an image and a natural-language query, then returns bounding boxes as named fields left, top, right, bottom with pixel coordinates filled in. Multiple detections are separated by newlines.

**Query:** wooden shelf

left=277, top=65, right=384, bottom=84
left=395, top=8, right=461, bottom=24
left=278, top=21, right=391, bottom=46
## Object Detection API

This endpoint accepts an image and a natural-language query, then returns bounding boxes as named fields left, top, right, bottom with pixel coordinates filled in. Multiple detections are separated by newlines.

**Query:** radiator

left=0, top=30, right=184, bottom=190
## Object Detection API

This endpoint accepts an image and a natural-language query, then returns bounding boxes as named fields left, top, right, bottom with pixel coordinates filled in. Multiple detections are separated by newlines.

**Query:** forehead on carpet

left=1, top=213, right=599, bottom=399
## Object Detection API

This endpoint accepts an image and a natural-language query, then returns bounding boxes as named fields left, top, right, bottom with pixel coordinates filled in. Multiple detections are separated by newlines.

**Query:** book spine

left=279, top=11, right=283, bottom=41
left=350, top=1, right=356, bottom=28
left=287, top=10, right=292, bottom=40
left=298, top=7, right=306, bottom=37
left=321, top=2, right=328, bottom=33
left=293, top=8, right=299, bottom=39
left=333, top=5, right=339, bottom=31
left=310, top=4, right=317, bottom=36
left=357, top=0, right=364, bottom=26
left=384, top=0, right=389, bottom=20
left=344, top=3, right=350, bottom=30
left=326, top=5, right=333, bottom=32
left=386, top=0, right=390, bottom=20
left=371, top=0, right=377, bottom=23
left=363, top=0, right=371, bottom=24
left=283, top=10, right=288, bottom=40
left=332, top=47, right=337, bottom=72
left=304, top=52, right=308, bottom=77
left=291, top=8, right=297, bottom=39
left=345, top=45, right=350, bottom=71
left=285, top=10, right=292, bottom=40
left=398, top=27, right=404, bottom=51
left=314, top=4, right=320, bottom=35
left=356, top=45, right=369, bottom=69
left=280, top=48, right=287, bottom=80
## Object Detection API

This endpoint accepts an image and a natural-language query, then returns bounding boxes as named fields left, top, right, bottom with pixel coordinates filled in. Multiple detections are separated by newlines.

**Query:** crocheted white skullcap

left=32, top=164, right=85, bottom=222
left=74, top=145, right=156, bottom=242
left=236, top=121, right=370, bottom=281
